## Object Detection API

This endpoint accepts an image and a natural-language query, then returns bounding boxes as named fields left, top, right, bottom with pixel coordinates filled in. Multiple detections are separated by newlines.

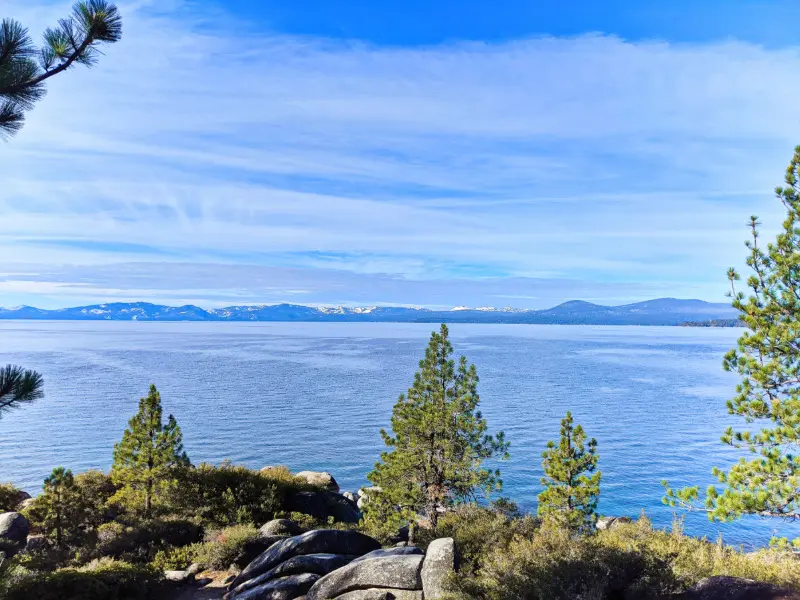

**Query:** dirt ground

left=172, top=571, right=229, bottom=600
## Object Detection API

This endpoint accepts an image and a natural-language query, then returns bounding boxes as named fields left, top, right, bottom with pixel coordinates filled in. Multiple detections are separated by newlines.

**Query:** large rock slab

left=230, top=530, right=381, bottom=590
left=351, top=546, right=423, bottom=565
left=236, top=535, right=288, bottom=569
left=0, top=512, right=29, bottom=556
left=229, top=554, right=358, bottom=598
left=322, top=492, right=361, bottom=524
left=260, top=519, right=304, bottom=537
left=16, top=498, right=36, bottom=512
left=334, top=590, right=424, bottom=600
left=305, top=555, right=424, bottom=600
left=232, top=573, right=321, bottom=600
left=296, top=471, right=340, bottom=493
left=595, top=516, right=632, bottom=531
left=289, top=491, right=361, bottom=524
left=678, top=576, right=800, bottom=600
left=421, top=538, right=457, bottom=600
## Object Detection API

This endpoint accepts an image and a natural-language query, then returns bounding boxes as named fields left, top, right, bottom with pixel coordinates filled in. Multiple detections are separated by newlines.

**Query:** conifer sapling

left=111, top=384, right=189, bottom=516
left=538, top=412, right=600, bottom=533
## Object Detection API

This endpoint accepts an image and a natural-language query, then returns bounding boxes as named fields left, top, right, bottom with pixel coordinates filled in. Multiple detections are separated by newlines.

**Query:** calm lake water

left=1, top=321, right=795, bottom=547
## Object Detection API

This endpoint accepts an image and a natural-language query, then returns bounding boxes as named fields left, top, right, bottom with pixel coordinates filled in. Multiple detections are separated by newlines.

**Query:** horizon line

left=0, top=296, right=732, bottom=313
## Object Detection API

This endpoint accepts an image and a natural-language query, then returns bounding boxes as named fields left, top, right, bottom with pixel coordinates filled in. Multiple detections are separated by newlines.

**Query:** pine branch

left=0, top=1, right=121, bottom=139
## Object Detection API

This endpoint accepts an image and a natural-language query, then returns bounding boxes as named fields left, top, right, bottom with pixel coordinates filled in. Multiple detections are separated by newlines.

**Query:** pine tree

left=111, top=385, right=189, bottom=516
left=0, top=364, right=44, bottom=419
left=664, top=146, right=800, bottom=545
left=365, top=324, right=509, bottom=536
left=0, top=1, right=122, bottom=139
left=538, top=412, right=600, bottom=532
left=37, top=467, right=82, bottom=548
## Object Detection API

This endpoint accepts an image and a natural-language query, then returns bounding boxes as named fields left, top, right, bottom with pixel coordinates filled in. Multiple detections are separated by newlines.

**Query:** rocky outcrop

left=229, top=527, right=458, bottom=600
left=229, top=553, right=358, bottom=598
left=305, top=555, right=424, bottom=600
left=421, top=538, right=457, bottom=600
left=0, top=512, right=29, bottom=556
left=677, top=576, right=800, bottom=600
left=16, top=498, right=36, bottom=512
left=24, top=534, right=47, bottom=553
left=232, top=573, right=321, bottom=600
left=288, top=491, right=361, bottom=524
left=334, top=590, right=424, bottom=600
left=229, top=529, right=381, bottom=591
left=261, top=519, right=305, bottom=537
left=357, top=487, right=381, bottom=510
left=595, top=516, right=632, bottom=531
left=296, top=471, right=340, bottom=493
left=164, top=569, right=195, bottom=584
left=350, top=546, right=423, bottom=565
left=235, top=534, right=288, bottom=569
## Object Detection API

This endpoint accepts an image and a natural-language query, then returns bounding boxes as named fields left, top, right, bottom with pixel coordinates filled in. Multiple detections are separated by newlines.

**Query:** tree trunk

left=145, top=477, right=152, bottom=516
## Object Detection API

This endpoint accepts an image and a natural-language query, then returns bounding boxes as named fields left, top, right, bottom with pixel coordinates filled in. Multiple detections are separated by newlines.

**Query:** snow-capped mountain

left=0, top=299, right=739, bottom=325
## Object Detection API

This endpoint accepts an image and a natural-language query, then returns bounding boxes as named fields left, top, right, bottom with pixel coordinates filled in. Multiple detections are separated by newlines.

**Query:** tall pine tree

left=664, top=146, right=800, bottom=545
left=111, top=385, right=189, bottom=516
left=36, top=467, right=82, bottom=548
left=538, top=412, right=600, bottom=533
left=365, top=324, right=509, bottom=537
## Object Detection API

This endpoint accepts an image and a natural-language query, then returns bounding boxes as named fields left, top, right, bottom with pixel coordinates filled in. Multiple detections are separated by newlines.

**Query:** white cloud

left=0, top=0, right=797, bottom=307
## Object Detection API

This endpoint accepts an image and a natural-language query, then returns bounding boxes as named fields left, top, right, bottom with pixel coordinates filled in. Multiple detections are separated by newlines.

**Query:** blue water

left=0, top=321, right=796, bottom=547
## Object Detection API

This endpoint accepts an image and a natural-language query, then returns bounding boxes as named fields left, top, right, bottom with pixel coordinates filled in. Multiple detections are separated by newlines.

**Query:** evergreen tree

left=664, top=146, right=800, bottom=545
left=111, top=385, right=189, bottom=516
left=0, top=364, right=44, bottom=419
left=365, top=324, right=509, bottom=536
left=0, top=0, right=122, bottom=139
left=37, top=467, right=82, bottom=548
left=538, top=412, right=600, bottom=532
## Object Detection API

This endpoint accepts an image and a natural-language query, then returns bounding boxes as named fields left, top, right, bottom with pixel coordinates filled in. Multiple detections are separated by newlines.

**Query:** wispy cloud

left=0, top=0, right=797, bottom=308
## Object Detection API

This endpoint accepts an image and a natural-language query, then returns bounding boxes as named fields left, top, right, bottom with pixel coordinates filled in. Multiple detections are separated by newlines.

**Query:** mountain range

left=0, top=299, right=740, bottom=326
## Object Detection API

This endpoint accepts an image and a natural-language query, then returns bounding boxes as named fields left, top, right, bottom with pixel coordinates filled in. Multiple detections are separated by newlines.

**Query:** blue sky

left=1, top=0, right=799, bottom=309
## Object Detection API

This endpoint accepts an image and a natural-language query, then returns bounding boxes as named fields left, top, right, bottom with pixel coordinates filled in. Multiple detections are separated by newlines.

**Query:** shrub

left=598, top=517, right=800, bottom=590
left=73, top=470, right=119, bottom=528
left=193, top=525, right=262, bottom=571
left=448, top=516, right=800, bottom=600
left=450, top=523, right=673, bottom=600
left=93, top=518, right=202, bottom=564
left=169, top=462, right=313, bottom=527
left=1, top=558, right=165, bottom=600
left=150, top=545, right=200, bottom=571
left=0, top=483, right=28, bottom=512
left=24, top=469, right=118, bottom=561
left=416, top=504, right=538, bottom=575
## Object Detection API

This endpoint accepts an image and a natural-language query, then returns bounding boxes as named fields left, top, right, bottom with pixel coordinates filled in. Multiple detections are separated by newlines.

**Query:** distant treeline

left=680, top=319, right=743, bottom=327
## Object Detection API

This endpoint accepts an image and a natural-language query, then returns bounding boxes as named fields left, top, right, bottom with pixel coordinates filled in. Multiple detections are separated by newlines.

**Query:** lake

left=0, top=321, right=794, bottom=547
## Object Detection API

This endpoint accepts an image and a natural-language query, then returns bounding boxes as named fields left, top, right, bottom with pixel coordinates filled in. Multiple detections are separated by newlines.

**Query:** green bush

left=168, top=462, right=313, bottom=527
left=0, top=483, right=28, bottom=512
left=23, top=469, right=118, bottom=560
left=598, top=517, right=800, bottom=590
left=1, top=558, right=165, bottom=600
left=93, top=518, right=202, bottom=564
left=416, top=505, right=538, bottom=575
left=149, top=545, right=200, bottom=571
left=193, top=525, right=263, bottom=571
left=448, top=516, right=800, bottom=600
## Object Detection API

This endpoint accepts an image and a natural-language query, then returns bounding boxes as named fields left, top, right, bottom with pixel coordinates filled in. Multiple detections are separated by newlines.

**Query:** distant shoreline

left=0, top=298, right=740, bottom=327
